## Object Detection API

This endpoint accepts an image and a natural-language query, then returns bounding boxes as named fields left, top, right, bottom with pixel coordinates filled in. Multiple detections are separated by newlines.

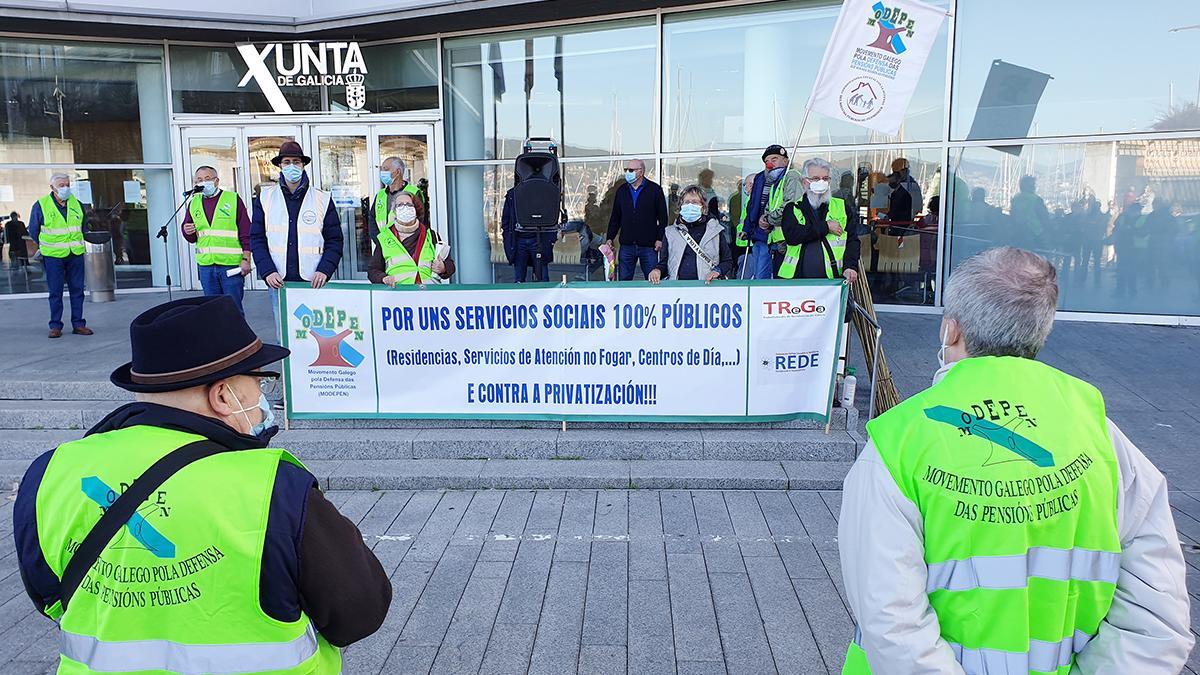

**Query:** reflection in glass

left=0, top=168, right=176, bottom=294
left=0, top=39, right=170, bottom=164
left=169, top=45, right=321, bottom=115
left=449, top=161, right=661, bottom=283
left=377, top=134, right=432, bottom=229
left=315, top=135, right=370, bottom=278
left=953, top=2, right=1200, bottom=139
left=186, top=137, right=240, bottom=196
left=444, top=20, right=656, bottom=160
left=330, top=42, right=439, bottom=112
left=663, top=1, right=947, bottom=151
left=948, top=142, right=1200, bottom=316
left=246, top=135, right=295, bottom=199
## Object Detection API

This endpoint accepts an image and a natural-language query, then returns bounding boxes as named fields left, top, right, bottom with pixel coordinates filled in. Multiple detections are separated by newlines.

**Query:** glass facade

left=2, top=1, right=1197, bottom=319
left=0, top=38, right=174, bottom=294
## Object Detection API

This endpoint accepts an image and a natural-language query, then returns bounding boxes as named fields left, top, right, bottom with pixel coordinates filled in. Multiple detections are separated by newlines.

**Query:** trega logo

left=762, top=300, right=827, bottom=318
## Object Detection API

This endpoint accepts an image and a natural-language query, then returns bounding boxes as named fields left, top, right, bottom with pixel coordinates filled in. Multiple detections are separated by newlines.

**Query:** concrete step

left=0, top=380, right=131, bottom=402
left=286, top=406, right=854, bottom=431
left=0, top=401, right=114, bottom=430
left=0, top=427, right=856, bottom=463
left=0, top=457, right=852, bottom=491
left=272, top=428, right=856, bottom=462
left=0, top=397, right=855, bottom=433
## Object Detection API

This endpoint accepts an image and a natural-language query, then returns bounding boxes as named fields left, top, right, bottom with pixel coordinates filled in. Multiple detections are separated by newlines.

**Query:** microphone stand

left=155, top=189, right=200, bottom=302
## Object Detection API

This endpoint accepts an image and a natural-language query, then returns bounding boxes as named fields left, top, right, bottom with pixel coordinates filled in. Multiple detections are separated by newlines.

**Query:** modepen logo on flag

left=807, top=0, right=947, bottom=135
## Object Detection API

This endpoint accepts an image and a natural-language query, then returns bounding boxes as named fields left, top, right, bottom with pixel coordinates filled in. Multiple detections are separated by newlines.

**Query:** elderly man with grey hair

left=838, top=247, right=1192, bottom=674
left=28, top=171, right=93, bottom=338
left=774, top=157, right=861, bottom=283
left=373, top=156, right=426, bottom=242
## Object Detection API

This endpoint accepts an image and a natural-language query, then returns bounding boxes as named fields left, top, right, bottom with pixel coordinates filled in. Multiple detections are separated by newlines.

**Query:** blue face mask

left=625, top=171, right=637, bottom=184
left=768, top=167, right=786, bottom=181
left=680, top=203, right=703, bottom=223
left=379, top=170, right=394, bottom=187
left=229, top=385, right=277, bottom=441
left=281, top=164, right=304, bottom=184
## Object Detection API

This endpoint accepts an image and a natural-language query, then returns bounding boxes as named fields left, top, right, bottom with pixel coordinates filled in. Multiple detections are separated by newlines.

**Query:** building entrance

left=177, top=121, right=441, bottom=287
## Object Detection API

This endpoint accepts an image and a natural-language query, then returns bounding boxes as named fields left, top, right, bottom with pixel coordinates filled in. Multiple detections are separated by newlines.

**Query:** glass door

left=242, top=125, right=302, bottom=289
left=375, top=124, right=441, bottom=238
left=180, top=126, right=242, bottom=288
left=310, top=125, right=371, bottom=279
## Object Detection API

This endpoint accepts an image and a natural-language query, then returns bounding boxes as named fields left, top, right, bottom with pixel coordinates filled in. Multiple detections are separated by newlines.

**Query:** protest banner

left=280, top=279, right=847, bottom=422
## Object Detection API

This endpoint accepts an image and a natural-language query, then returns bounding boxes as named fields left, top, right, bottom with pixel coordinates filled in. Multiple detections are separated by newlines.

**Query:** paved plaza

left=1, top=289, right=1198, bottom=672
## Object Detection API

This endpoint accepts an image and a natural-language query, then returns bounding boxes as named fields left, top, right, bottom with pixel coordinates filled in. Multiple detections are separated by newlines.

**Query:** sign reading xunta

left=237, top=41, right=368, bottom=114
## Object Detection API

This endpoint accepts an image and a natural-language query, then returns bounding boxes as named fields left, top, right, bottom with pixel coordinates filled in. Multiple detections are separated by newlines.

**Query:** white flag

left=807, top=0, right=947, bottom=135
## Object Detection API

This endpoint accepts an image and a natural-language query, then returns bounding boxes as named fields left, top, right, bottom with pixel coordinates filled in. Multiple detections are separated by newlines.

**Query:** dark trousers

left=44, top=253, right=86, bottom=330
left=513, top=236, right=550, bottom=283
left=618, top=243, right=658, bottom=281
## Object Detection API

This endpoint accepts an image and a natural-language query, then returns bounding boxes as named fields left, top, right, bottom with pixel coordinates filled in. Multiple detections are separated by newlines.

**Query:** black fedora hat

left=111, top=296, right=290, bottom=393
left=271, top=140, right=312, bottom=167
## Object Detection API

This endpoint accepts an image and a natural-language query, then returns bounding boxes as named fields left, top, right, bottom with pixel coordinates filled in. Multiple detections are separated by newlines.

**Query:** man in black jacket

left=13, top=296, right=391, bottom=668
left=776, top=157, right=861, bottom=283
left=605, top=159, right=668, bottom=280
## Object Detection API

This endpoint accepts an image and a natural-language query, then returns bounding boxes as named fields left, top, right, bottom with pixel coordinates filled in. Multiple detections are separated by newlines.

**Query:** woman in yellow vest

left=839, top=247, right=1192, bottom=674
left=367, top=191, right=454, bottom=286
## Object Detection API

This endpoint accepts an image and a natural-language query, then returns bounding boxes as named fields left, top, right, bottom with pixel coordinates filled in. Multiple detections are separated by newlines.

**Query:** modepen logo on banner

left=807, top=0, right=947, bottom=135
left=237, top=42, right=368, bottom=114
left=762, top=300, right=827, bottom=318
left=292, top=304, right=366, bottom=369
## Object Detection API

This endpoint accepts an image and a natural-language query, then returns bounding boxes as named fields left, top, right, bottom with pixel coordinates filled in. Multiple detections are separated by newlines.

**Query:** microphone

left=182, top=186, right=204, bottom=197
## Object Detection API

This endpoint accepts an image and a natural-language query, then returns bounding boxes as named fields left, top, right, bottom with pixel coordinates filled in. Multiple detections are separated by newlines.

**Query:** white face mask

left=395, top=205, right=418, bottom=224
left=200, top=180, right=217, bottom=198
left=808, top=179, right=830, bottom=195
left=55, top=185, right=72, bottom=200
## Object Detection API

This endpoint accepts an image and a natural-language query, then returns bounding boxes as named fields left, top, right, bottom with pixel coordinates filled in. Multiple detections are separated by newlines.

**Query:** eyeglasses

left=245, top=371, right=280, bottom=392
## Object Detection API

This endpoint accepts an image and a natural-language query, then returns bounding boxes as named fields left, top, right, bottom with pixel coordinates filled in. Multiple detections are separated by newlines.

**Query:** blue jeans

left=738, top=241, right=775, bottom=279
left=513, top=236, right=550, bottom=283
left=43, top=253, right=85, bottom=330
left=618, top=243, right=658, bottom=281
left=198, top=264, right=246, bottom=314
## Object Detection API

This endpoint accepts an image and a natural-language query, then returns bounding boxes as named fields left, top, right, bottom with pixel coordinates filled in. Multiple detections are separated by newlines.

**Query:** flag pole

left=787, top=104, right=814, bottom=163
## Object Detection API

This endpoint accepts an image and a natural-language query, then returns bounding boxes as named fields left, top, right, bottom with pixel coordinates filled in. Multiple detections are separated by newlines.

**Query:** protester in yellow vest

left=29, top=172, right=92, bottom=339
left=773, top=157, right=861, bottom=283
left=367, top=190, right=454, bottom=286
left=373, top=156, right=426, bottom=242
left=13, top=295, right=391, bottom=674
left=840, top=247, right=1192, bottom=674
left=181, top=166, right=252, bottom=313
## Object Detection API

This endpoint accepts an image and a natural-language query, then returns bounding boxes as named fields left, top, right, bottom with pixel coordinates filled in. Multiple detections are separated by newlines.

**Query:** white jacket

left=840, top=362, right=1194, bottom=674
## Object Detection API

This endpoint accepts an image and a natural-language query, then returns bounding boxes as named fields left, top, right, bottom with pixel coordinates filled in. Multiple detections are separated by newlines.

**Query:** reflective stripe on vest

left=191, top=190, right=243, bottom=267
left=926, top=546, right=1119, bottom=593
left=378, top=224, right=436, bottom=284
left=262, top=184, right=329, bottom=281
left=375, top=184, right=422, bottom=230
left=948, top=631, right=1093, bottom=675
left=37, top=194, right=85, bottom=258
left=777, top=197, right=848, bottom=280
left=61, top=623, right=319, bottom=674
